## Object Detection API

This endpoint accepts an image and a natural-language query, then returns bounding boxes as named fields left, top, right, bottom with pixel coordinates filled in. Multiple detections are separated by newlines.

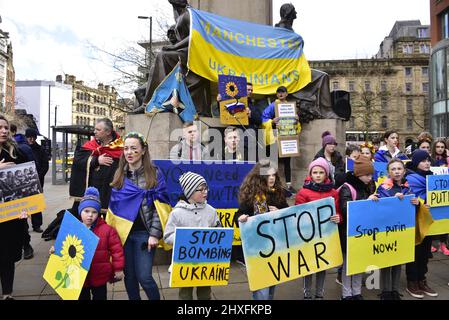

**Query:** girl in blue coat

left=373, top=159, right=419, bottom=300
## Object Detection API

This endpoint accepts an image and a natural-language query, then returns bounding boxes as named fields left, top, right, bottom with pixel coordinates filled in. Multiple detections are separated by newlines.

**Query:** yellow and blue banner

left=188, top=8, right=311, bottom=94
left=43, top=211, right=99, bottom=300
left=145, top=62, right=197, bottom=122
left=154, top=160, right=255, bottom=245
left=426, top=173, right=449, bottom=235
left=170, top=227, right=233, bottom=287
left=239, top=197, right=342, bottom=291
left=427, top=174, right=449, bottom=207
left=346, top=195, right=415, bottom=276
left=346, top=158, right=388, bottom=188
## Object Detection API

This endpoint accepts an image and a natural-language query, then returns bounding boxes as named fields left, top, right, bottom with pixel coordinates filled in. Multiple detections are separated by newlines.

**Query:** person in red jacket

left=295, top=157, right=341, bottom=300
left=52, top=187, right=124, bottom=300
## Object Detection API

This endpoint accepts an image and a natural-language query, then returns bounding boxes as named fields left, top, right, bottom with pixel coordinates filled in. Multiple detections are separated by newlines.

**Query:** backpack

left=337, top=182, right=357, bottom=201
left=41, top=208, right=76, bottom=241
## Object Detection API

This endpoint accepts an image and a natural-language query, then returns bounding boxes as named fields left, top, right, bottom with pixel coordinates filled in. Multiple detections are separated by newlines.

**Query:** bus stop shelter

left=51, top=125, right=94, bottom=185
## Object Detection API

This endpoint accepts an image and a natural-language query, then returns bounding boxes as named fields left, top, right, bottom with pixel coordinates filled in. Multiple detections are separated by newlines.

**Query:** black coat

left=338, top=171, right=376, bottom=253
left=314, top=148, right=345, bottom=188
left=0, top=147, right=28, bottom=263
left=69, top=147, right=120, bottom=210
left=29, top=142, right=49, bottom=186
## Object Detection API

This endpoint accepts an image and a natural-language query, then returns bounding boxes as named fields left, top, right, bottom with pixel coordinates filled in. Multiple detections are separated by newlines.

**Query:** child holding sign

left=236, top=160, right=289, bottom=300
left=404, top=150, right=438, bottom=299
left=372, top=159, right=419, bottom=300
left=339, top=156, right=376, bottom=300
left=50, top=187, right=125, bottom=300
left=164, top=172, right=221, bottom=300
left=295, top=158, right=341, bottom=300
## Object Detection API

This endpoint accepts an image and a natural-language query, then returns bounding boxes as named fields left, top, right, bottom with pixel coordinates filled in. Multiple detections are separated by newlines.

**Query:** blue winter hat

left=78, top=187, right=101, bottom=215
left=411, top=149, right=432, bottom=169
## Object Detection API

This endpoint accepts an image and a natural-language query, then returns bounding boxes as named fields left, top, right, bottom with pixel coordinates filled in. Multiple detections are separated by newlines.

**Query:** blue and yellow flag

left=106, top=173, right=172, bottom=250
left=43, top=211, right=99, bottom=300
left=145, top=62, right=197, bottom=123
left=188, top=8, right=311, bottom=94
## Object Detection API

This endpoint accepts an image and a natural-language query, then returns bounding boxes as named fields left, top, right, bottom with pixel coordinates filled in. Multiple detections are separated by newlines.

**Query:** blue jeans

left=252, top=286, right=275, bottom=300
left=124, top=230, right=160, bottom=300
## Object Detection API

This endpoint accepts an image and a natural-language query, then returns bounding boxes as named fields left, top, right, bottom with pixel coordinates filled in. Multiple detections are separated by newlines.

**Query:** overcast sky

left=1, top=0, right=430, bottom=97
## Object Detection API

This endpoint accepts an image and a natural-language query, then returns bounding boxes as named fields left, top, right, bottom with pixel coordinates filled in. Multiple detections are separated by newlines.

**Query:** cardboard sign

left=346, top=195, right=415, bottom=276
left=239, top=197, right=343, bottom=291
left=43, top=211, right=99, bottom=300
left=218, top=75, right=247, bottom=100
left=170, top=227, right=234, bottom=287
left=0, top=161, right=46, bottom=223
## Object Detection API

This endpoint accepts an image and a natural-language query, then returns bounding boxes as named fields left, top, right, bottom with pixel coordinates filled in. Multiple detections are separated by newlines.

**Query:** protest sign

left=239, top=197, right=342, bottom=291
left=427, top=174, right=449, bottom=207
left=275, top=101, right=299, bottom=158
left=154, top=160, right=254, bottom=245
left=0, top=161, right=46, bottom=223
left=170, top=227, right=234, bottom=287
left=43, top=211, right=99, bottom=300
left=426, top=170, right=449, bottom=235
left=346, top=195, right=415, bottom=276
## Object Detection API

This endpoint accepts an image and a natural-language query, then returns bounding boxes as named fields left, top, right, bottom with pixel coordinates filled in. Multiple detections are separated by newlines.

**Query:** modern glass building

left=430, top=38, right=449, bottom=138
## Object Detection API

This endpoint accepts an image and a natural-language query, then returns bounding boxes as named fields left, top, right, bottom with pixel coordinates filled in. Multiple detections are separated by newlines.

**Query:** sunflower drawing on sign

left=43, top=211, right=99, bottom=300
left=218, top=75, right=247, bottom=100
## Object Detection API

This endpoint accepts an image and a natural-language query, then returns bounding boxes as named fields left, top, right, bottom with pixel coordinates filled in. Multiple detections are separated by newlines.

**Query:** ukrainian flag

left=188, top=8, right=311, bottom=95
left=106, top=173, right=172, bottom=250
left=145, top=62, right=197, bottom=123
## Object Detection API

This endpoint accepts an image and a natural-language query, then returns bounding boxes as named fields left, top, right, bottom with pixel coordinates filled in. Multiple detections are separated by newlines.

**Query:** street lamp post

left=138, top=16, right=152, bottom=79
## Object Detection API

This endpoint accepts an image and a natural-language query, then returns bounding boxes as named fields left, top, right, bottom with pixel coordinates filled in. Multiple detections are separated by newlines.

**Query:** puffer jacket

left=295, top=177, right=342, bottom=223
left=164, top=198, right=221, bottom=245
left=127, top=166, right=163, bottom=239
left=84, top=218, right=124, bottom=287
left=338, top=171, right=376, bottom=253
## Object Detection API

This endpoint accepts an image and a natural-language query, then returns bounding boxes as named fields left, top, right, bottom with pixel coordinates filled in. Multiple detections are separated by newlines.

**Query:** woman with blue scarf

left=109, top=132, right=170, bottom=300
left=404, top=149, right=438, bottom=299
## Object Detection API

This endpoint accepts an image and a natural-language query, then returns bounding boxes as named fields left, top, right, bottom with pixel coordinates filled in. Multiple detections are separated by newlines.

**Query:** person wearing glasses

left=164, top=171, right=221, bottom=300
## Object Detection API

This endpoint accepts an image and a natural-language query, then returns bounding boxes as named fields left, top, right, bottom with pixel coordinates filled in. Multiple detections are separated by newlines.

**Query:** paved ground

left=12, top=174, right=449, bottom=300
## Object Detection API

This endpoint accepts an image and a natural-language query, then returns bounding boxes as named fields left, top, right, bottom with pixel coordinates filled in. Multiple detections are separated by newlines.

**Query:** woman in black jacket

left=0, top=115, right=28, bottom=300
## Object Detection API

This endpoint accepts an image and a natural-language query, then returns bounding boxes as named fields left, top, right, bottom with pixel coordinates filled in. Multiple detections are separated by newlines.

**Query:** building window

left=381, top=98, right=388, bottom=112
left=405, top=82, right=412, bottom=93
left=407, top=99, right=413, bottom=113
left=420, top=44, right=430, bottom=54
left=423, top=82, right=429, bottom=93
left=381, top=81, right=387, bottom=92
left=417, top=28, right=429, bottom=38
left=442, top=11, right=449, bottom=40
left=422, top=67, right=429, bottom=77
left=407, top=118, right=413, bottom=130
left=364, top=81, right=371, bottom=91
left=332, top=81, right=339, bottom=90
left=381, top=116, right=388, bottom=129
left=348, top=81, right=355, bottom=92
left=76, top=92, right=80, bottom=99
left=403, top=44, right=413, bottom=54
left=405, top=67, right=412, bottom=77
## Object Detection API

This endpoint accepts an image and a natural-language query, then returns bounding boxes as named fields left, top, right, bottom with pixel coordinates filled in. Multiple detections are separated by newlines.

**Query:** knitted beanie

left=353, top=155, right=374, bottom=177
left=179, top=171, right=207, bottom=199
left=411, top=149, right=432, bottom=168
left=322, top=131, right=337, bottom=147
left=78, top=187, right=102, bottom=214
left=308, top=157, right=330, bottom=177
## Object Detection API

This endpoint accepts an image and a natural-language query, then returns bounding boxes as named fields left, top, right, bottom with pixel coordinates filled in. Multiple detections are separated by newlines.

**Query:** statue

left=274, top=3, right=297, bottom=31
left=167, top=25, right=177, bottom=45
left=133, top=0, right=211, bottom=116
left=274, top=3, right=342, bottom=122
